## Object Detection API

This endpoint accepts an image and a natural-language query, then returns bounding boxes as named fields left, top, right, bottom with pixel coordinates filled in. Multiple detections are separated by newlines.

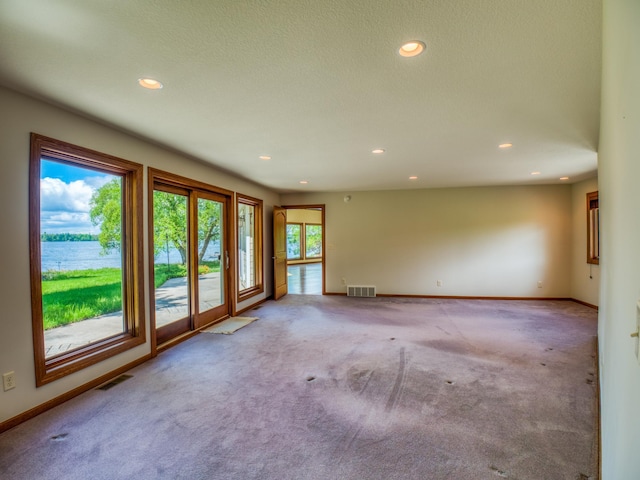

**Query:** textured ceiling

left=0, top=0, right=601, bottom=193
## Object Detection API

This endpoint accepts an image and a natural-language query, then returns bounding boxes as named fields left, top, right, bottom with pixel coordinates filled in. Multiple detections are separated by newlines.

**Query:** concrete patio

left=44, top=273, right=221, bottom=356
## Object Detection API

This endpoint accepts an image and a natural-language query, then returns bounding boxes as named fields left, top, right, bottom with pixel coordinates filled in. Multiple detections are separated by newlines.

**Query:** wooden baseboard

left=0, top=354, right=151, bottom=434
left=327, top=292, right=600, bottom=310
left=571, top=298, right=599, bottom=310
left=328, top=291, right=573, bottom=301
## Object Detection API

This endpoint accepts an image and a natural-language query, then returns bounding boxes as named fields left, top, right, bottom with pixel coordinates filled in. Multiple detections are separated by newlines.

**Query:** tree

left=89, top=178, right=122, bottom=254
left=196, top=198, right=221, bottom=263
left=90, top=180, right=220, bottom=265
left=153, top=190, right=188, bottom=264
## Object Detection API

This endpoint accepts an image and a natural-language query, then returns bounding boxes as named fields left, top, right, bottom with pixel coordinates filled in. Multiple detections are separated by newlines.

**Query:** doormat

left=201, top=317, right=258, bottom=335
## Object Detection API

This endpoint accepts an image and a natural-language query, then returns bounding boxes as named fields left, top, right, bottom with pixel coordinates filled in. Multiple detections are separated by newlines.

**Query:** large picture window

left=237, top=194, right=263, bottom=302
left=29, top=134, right=144, bottom=386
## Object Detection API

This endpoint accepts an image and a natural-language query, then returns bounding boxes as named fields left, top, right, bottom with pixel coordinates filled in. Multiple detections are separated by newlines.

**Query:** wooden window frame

left=29, top=133, right=145, bottom=386
left=236, top=194, right=264, bottom=302
left=586, top=191, right=599, bottom=265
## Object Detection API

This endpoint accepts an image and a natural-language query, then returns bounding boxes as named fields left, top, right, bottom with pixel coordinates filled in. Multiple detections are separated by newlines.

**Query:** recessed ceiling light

left=560, top=176, right=570, bottom=181
left=372, top=149, right=385, bottom=154
left=299, top=180, right=308, bottom=184
left=498, top=143, right=513, bottom=149
left=399, top=41, right=426, bottom=57
left=138, top=78, right=163, bottom=90
left=531, top=171, right=541, bottom=175
left=409, top=176, right=418, bottom=180
left=259, top=155, right=271, bottom=160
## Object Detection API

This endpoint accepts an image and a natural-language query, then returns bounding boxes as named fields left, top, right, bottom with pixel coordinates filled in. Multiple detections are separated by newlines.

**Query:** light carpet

left=0, top=296, right=598, bottom=479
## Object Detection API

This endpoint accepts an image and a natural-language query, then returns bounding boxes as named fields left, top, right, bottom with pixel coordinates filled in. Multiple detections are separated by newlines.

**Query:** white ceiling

left=0, top=0, right=601, bottom=193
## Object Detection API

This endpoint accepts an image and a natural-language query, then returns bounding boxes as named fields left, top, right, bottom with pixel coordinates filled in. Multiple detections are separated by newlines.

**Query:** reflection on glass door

left=194, top=194, right=227, bottom=327
left=153, top=189, right=190, bottom=341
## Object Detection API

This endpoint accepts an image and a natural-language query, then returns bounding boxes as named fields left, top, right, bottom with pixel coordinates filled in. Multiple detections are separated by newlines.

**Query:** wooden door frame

left=273, top=206, right=288, bottom=300
left=192, top=190, right=231, bottom=329
left=148, top=168, right=234, bottom=355
left=282, top=204, right=326, bottom=295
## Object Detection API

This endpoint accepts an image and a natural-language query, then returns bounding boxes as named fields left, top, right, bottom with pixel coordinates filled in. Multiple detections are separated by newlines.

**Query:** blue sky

left=40, top=159, right=115, bottom=234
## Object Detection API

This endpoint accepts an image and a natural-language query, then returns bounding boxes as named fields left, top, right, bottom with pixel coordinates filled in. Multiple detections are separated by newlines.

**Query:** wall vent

left=347, top=285, right=376, bottom=298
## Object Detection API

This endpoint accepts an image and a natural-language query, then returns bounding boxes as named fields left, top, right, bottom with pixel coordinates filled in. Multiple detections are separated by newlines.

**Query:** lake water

left=41, top=241, right=219, bottom=271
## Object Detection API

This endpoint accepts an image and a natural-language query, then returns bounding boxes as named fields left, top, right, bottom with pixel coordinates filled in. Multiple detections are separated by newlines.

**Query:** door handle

left=225, top=251, right=230, bottom=270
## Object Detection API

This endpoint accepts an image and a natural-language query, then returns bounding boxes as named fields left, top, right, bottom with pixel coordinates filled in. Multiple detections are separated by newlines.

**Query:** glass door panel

left=153, top=189, right=190, bottom=330
left=195, top=194, right=227, bottom=326
left=197, top=197, right=222, bottom=313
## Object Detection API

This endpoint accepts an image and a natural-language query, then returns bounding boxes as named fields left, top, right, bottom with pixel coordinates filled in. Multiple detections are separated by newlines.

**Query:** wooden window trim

left=236, top=194, right=264, bottom=303
left=586, top=191, right=599, bottom=265
left=29, top=134, right=145, bottom=386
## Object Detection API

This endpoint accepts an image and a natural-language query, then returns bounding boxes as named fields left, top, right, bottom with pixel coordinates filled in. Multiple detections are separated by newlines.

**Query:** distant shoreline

left=41, top=233, right=98, bottom=242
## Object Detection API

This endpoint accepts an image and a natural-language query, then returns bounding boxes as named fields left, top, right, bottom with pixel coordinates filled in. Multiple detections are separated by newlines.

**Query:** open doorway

left=284, top=206, right=324, bottom=295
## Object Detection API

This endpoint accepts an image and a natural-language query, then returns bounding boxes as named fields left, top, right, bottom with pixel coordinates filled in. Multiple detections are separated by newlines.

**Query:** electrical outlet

left=537, top=281, right=543, bottom=288
left=437, top=280, right=443, bottom=287
left=3, top=371, right=16, bottom=391
left=341, top=277, right=347, bottom=286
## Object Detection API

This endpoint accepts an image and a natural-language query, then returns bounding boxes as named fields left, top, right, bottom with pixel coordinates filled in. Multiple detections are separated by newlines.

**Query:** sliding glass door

left=151, top=173, right=230, bottom=346
left=153, top=186, right=191, bottom=343
left=194, top=193, right=228, bottom=328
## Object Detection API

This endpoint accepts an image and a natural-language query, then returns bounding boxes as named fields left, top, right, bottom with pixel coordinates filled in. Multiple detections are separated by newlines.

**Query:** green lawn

left=42, top=268, right=123, bottom=330
left=42, top=261, right=221, bottom=330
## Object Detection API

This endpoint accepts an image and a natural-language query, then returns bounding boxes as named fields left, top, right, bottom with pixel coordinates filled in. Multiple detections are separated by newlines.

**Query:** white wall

left=599, top=0, right=640, bottom=478
left=0, top=87, right=278, bottom=424
left=571, top=177, right=600, bottom=306
left=282, top=185, right=573, bottom=297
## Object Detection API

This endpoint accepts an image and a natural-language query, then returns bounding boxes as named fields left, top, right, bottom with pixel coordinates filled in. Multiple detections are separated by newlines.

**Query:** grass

left=42, top=268, right=123, bottom=330
left=154, top=260, right=220, bottom=287
left=42, top=261, right=221, bottom=330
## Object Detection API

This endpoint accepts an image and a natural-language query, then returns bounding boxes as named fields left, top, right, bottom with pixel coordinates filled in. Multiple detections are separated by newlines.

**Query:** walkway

left=44, top=273, right=221, bottom=356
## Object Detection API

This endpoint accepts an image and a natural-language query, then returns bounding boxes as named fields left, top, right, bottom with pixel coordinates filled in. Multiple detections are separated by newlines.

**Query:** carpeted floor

left=0, top=295, right=598, bottom=480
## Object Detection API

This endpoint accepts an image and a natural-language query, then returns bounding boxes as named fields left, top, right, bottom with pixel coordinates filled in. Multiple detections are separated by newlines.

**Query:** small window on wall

left=587, top=191, right=599, bottom=265
left=237, top=194, right=263, bottom=301
left=286, top=223, right=302, bottom=259
left=305, top=224, right=323, bottom=258
left=29, top=134, right=144, bottom=386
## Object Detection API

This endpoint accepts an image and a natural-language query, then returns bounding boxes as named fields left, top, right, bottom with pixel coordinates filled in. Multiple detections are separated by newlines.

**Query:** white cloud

left=40, top=177, right=94, bottom=212
left=40, top=176, right=111, bottom=233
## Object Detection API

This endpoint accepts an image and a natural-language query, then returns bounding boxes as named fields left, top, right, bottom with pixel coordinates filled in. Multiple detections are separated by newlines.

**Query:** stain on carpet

left=419, top=339, right=472, bottom=356
left=347, top=367, right=374, bottom=395
left=489, top=464, right=509, bottom=477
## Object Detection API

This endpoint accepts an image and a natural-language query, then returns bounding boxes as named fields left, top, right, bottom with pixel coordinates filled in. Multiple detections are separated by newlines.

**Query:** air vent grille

left=347, top=285, right=376, bottom=298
